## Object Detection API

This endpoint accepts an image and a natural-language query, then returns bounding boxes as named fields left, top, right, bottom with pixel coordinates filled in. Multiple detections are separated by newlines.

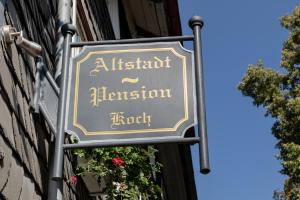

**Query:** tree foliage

left=238, top=6, right=300, bottom=199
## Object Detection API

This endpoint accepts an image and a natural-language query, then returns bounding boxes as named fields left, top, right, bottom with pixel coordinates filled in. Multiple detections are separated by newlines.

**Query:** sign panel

left=39, top=70, right=59, bottom=133
left=65, top=42, right=195, bottom=142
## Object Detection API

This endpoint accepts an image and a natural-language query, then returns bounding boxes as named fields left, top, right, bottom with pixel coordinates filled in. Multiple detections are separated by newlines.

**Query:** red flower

left=69, top=175, right=77, bottom=185
left=112, top=157, right=125, bottom=166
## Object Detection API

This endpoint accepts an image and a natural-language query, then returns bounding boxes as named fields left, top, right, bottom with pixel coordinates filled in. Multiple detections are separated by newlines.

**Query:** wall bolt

left=0, top=150, right=5, bottom=161
left=0, top=150, right=4, bottom=168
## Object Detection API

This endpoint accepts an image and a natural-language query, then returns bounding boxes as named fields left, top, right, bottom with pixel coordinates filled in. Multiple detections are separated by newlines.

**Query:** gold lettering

left=127, top=117, right=135, bottom=125
left=90, top=87, right=97, bottom=107
left=117, top=59, right=124, bottom=70
left=116, top=91, right=128, bottom=101
left=143, top=112, right=151, bottom=127
left=154, top=56, right=163, bottom=69
left=108, top=92, right=116, bottom=101
left=125, top=62, right=135, bottom=70
left=141, top=86, right=147, bottom=100
left=160, top=89, right=172, bottom=98
left=90, top=58, right=109, bottom=76
left=136, top=116, right=142, bottom=124
left=110, top=112, right=125, bottom=129
left=98, top=87, right=107, bottom=102
left=142, top=61, right=152, bottom=69
left=130, top=90, right=140, bottom=99
left=89, top=86, right=172, bottom=107
left=110, top=112, right=151, bottom=129
left=148, top=90, right=158, bottom=98
left=164, top=56, right=171, bottom=68
left=89, top=56, right=171, bottom=76
left=112, top=57, right=116, bottom=71
left=136, top=58, right=141, bottom=69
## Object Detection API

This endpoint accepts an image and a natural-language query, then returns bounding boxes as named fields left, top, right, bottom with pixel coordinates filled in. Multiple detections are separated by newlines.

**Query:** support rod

left=54, top=0, right=72, bottom=83
left=39, top=104, right=57, bottom=133
left=189, top=16, right=210, bottom=174
left=42, top=65, right=60, bottom=95
left=52, top=24, right=76, bottom=180
left=32, top=56, right=43, bottom=113
left=70, top=35, right=194, bottom=47
left=63, top=137, right=200, bottom=150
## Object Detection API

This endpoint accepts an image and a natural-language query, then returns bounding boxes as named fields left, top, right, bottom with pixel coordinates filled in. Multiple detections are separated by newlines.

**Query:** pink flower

left=112, top=157, right=125, bottom=166
left=69, top=175, right=77, bottom=185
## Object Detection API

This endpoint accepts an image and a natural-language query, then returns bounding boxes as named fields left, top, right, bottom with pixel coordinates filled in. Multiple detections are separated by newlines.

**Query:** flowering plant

left=69, top=175, right=78, bottom=185
left=74, top=146, right=162, bottom=199
left=112, top=157, right=125, bottom=166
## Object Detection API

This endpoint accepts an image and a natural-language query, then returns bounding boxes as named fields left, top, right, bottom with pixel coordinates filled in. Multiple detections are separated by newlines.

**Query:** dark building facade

left=0, top=0, right=197, bottom=199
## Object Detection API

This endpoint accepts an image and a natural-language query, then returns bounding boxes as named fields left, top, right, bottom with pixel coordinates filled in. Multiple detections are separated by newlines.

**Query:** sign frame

left=52, top=17, right=210, bottom=183
left=64, top=42, right=196, bottom=144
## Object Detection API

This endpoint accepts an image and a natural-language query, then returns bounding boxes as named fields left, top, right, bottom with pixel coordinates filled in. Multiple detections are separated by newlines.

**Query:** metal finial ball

left=61, top=23, right=76, bottom=36
left=188, top=16, right=204, bottom=29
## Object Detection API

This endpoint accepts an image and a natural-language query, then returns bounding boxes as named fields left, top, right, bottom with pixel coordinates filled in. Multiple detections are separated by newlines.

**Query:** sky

left=178, top=1, right=299, bottom=200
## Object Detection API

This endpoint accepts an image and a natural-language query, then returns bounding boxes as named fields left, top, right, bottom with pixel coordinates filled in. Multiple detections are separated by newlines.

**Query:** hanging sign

left=65, top=42, right=195, bottom=142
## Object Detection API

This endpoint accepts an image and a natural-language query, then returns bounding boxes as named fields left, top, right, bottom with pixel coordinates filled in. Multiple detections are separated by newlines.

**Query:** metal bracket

left=1, top=25, right=20, bottom=44
left=32, top=57, right=60, bottom=134
left=1, top=25, right=42, bottom=57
